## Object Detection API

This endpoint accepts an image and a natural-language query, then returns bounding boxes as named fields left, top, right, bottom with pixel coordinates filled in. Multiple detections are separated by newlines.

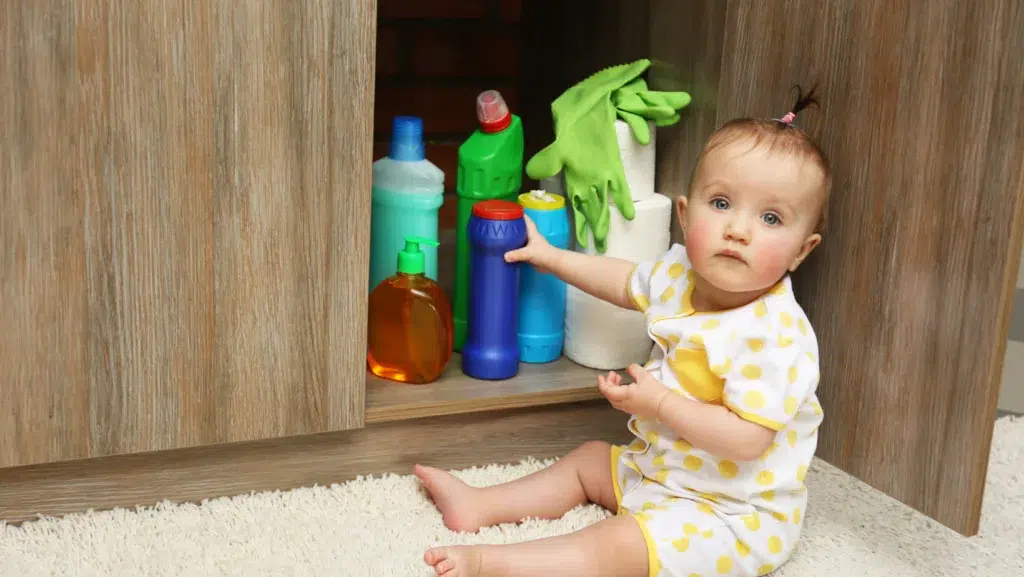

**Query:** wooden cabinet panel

left=651, top=0, right=1024, bottom=535
left=0, top=0, right=375, bottom=468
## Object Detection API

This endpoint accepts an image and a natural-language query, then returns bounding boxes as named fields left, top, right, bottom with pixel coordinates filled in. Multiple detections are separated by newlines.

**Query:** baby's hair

left=689, top=84, right=832, bottom=233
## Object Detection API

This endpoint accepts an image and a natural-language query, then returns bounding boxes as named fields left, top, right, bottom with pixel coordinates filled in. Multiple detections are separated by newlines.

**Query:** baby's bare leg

left=414, top=440, right=618, bottom=532
left=424, top=514, right=648, bottom=577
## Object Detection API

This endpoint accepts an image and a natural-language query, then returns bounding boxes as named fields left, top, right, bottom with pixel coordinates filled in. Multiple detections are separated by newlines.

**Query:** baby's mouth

left=717, top=250, right=746, bottom=264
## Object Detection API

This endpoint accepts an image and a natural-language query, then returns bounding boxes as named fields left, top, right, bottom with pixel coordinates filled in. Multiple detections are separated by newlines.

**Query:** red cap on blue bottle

left=472, top=199, right=523, bottom=220
left=476, top=90, right=511, bottom=133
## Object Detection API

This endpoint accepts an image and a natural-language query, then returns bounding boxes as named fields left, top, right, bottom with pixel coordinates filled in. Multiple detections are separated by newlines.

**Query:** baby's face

left=680, top=139, right=824, bottom=295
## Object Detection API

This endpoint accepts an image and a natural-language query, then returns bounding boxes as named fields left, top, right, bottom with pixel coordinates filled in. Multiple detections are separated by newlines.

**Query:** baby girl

left=415, top=87, right=831, bottom=577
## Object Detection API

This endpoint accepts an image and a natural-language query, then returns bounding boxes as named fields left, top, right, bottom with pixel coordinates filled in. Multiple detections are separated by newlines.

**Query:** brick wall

left=374, top=0, right=523, bottom=230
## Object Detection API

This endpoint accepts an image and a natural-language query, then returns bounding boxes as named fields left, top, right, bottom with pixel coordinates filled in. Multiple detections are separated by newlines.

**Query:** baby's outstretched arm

left=505, top=215, right=637, bottom=311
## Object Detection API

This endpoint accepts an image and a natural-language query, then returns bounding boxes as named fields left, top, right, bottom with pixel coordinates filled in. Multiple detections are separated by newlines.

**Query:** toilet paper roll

left=579, top=192, right=673, bottom=261
left=615, top=119, right=656, bottom=203
left=564, top=193, right=673, bottom=370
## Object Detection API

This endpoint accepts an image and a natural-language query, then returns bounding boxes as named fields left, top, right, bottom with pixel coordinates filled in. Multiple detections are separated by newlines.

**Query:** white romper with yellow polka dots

left=612, top=243, right=824, bottom=577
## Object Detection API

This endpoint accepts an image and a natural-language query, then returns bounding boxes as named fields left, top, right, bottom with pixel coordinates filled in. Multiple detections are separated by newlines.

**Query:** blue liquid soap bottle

left=517, top=190, right=570, bottom=363
left=461, top=200, right=527, bottom=380
left=368, top=116, right=445, bottom=292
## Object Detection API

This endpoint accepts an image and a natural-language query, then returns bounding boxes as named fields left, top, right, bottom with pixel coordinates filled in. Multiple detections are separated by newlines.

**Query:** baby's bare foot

left=424, top=546, right=483, bottom=577
left=414, top=464, right=488, bottom=533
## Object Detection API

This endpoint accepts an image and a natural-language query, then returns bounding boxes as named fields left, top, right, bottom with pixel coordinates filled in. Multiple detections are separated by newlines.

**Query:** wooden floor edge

left=0, top=400, right=632, bottom=524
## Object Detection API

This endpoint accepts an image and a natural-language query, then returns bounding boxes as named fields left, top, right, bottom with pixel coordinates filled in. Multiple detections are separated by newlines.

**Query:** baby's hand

left=504, top=215, right=556, bottom=274
left=597, top=364, right=670, bottom=420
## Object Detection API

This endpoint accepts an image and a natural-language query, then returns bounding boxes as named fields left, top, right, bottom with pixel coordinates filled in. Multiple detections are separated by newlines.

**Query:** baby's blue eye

left=712, top=198, right=729, bottom=210
left=762, top=213, right=781, bottom=226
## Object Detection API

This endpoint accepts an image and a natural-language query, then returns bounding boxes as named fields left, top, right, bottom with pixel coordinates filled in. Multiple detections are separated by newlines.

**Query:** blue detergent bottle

left=368, top=116, right=445, bottom=292
left=462, top=200, right=527, bottom=380
left=517, top=190, right=570, bottom=363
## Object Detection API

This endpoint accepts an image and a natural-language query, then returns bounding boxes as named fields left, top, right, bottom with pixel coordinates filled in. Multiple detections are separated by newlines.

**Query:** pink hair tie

left=779, top=112, right=796, bottom=125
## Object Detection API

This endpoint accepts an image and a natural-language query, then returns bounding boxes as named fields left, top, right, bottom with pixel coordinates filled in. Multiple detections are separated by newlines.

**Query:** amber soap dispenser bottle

left=367, top=236, right=453, bottom=384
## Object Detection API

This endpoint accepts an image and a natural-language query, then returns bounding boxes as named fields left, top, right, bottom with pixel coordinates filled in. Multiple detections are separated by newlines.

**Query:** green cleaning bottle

left=452, top=90, right=524, bottom=351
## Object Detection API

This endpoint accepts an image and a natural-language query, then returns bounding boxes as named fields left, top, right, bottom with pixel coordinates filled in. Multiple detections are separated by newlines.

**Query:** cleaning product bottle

left=367, top=236, right=453, bottom=384
left=452, top=90, right=524, bottom=351
left=461, top=200, right=527, bottom=380
left=517, top=190, right=570, bottom=363
left=369, top=116, right=445, bottom=292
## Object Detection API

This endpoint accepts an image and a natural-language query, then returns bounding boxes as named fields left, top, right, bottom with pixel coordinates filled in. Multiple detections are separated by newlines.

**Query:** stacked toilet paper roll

left=563, top=120, right=672, bottom=371
left=615, top=119, right=656, bottom=203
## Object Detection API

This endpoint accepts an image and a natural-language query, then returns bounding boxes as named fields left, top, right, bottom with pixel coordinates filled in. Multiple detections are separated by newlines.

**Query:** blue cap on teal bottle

left=389, top=116, right=425, bottom=161
left=397, top=236, right=440, bottom=275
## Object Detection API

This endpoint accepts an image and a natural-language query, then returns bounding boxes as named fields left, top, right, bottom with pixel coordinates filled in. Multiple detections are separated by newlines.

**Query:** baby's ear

left=675, top=195, right=689, bottom=231
left=789, top=233, right=821, bottom=271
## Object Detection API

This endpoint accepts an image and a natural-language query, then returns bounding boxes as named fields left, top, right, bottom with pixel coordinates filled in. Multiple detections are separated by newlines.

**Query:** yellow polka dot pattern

left=618, top=246, right=820, bottom=573
left=741, top=364, right=762, bottom=379
left=718, top=460, right=738, bottom=478
left=660, top=285, right=676, bottom=303
left=784, top=396, right=798, bottom=415
left=744, top=390, right=766, bottom=410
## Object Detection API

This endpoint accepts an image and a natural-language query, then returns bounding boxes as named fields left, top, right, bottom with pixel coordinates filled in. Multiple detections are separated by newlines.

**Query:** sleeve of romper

left=720, top=320, right=820, bottom=431
left=626, top=244, right=685, bottom=313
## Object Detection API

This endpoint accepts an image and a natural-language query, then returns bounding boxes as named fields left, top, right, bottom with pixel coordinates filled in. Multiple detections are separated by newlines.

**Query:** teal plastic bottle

left=369, top=116, right=445, bottom=292
left=452, top=90, right=524, bottom=351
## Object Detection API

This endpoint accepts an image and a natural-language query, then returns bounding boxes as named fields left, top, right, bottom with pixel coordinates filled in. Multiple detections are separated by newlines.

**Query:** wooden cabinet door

left=0, top=0, right=376, bottom=468
left=650, top=0, right=1024, bottom=535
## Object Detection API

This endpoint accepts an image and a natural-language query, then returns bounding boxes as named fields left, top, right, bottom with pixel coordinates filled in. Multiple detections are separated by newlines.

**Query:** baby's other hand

left=598, top=365, right=670, bottom=420
left=504, top=214, right=556, bottom=274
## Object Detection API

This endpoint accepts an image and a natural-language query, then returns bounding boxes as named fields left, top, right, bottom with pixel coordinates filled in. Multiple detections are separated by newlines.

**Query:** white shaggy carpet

left=2, top=416, right=1022, bottom=577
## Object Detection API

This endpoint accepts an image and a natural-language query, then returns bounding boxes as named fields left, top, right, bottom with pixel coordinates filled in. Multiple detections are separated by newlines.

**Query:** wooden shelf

left=365, top=354, right=607, bottom=423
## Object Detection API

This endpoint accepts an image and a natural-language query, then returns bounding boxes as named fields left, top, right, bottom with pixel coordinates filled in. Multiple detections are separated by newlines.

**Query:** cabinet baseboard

left=0, top=401, right=631, bottom=524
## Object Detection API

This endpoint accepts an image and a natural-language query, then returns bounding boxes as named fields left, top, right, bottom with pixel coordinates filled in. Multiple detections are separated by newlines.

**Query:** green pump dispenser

left=397, top=236, right=440, bottom=275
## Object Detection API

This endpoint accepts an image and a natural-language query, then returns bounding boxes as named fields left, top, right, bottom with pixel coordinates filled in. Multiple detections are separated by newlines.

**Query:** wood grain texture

left=647, top=0, right=726, bottom=243
left=367, top=354, right=606, bottom=423
left=0, top=0, right=375, bottom=468
left=83, top=0, right=217, bottom=458
left=327, top=0, right=376, bottom=431
left=0, top=401, right=633, bottom=523
left=650, top=0, right=1024, bottom=535
left=211, top=0, right=335, bottom=442
left=0, top=0, right=91, bottom=466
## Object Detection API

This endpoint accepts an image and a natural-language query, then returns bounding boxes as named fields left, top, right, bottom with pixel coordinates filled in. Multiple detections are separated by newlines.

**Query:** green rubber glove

left=613, top=77, right=692, bottom=146
left=526, top=59, right=691, bottom=252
